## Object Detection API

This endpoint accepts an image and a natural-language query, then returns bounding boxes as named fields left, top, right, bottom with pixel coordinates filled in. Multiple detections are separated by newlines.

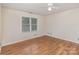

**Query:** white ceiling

left=1, top=3, right=79, bottom=16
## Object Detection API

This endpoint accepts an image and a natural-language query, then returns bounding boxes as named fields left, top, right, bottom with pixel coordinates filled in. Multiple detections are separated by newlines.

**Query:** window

left=22, top=17, right=30, bottom=32
left=22, top=17, right=37, bottom=32
left=31, top=18, right=37, bottom=31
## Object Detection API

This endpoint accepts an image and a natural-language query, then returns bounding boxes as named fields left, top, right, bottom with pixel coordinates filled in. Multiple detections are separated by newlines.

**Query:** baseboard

left=46, top=34, right=79, bottom=44
left=2, top=34, right=79, bottom=46
left=2, top=34, right=45, bottom=46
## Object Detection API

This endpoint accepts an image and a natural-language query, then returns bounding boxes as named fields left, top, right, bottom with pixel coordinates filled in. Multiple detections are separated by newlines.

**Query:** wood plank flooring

left=1, top=36, right=79, bottom=55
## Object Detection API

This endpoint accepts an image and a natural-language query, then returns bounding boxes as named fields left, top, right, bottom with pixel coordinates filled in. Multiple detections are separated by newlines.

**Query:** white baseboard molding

left=46, top=34, right=79, bottom=44
left=2, top=34, right=45, bottom=46
left=2, top=34, right=79, bottom=46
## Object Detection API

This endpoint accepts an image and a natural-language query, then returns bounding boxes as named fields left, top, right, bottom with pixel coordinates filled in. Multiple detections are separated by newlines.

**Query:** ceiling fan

left=48, top=3, right=58, bottom=11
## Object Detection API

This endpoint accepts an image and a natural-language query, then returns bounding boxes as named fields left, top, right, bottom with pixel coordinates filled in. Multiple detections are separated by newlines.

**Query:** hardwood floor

left=1, top=36, right=79, bottom=55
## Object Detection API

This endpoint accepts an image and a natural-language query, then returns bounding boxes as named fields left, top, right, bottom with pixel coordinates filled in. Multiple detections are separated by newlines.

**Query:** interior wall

left=2, top=7, right=45, bottom=46
left=2, top=6, right=79, bottom=46
left=46, top=8, right=79, bottom=43
left=0, top=5, right=2, bottom=45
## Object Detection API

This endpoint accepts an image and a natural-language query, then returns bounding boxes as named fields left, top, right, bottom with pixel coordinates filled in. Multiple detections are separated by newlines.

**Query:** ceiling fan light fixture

left=48, top=7, right=52, bottom=11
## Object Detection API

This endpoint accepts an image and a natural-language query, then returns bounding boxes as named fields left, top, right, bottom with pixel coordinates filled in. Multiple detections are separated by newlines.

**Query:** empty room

left=1, top=3, right=79, bottom=55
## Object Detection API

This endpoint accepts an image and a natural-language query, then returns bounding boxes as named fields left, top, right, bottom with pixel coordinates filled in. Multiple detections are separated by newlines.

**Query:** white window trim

left=21, top=16, right=38, bottom=33
left=30, top=17, right=31, bottom=32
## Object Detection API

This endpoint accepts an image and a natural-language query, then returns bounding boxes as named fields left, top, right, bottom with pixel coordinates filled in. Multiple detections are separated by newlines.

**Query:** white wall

left=46, top=8, right=79, bottom=44
left=0, top=5, right=2, bottom=46
left=2, top=8, right=45, bottom=46
left=3, top=7, right=79, bottom=46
